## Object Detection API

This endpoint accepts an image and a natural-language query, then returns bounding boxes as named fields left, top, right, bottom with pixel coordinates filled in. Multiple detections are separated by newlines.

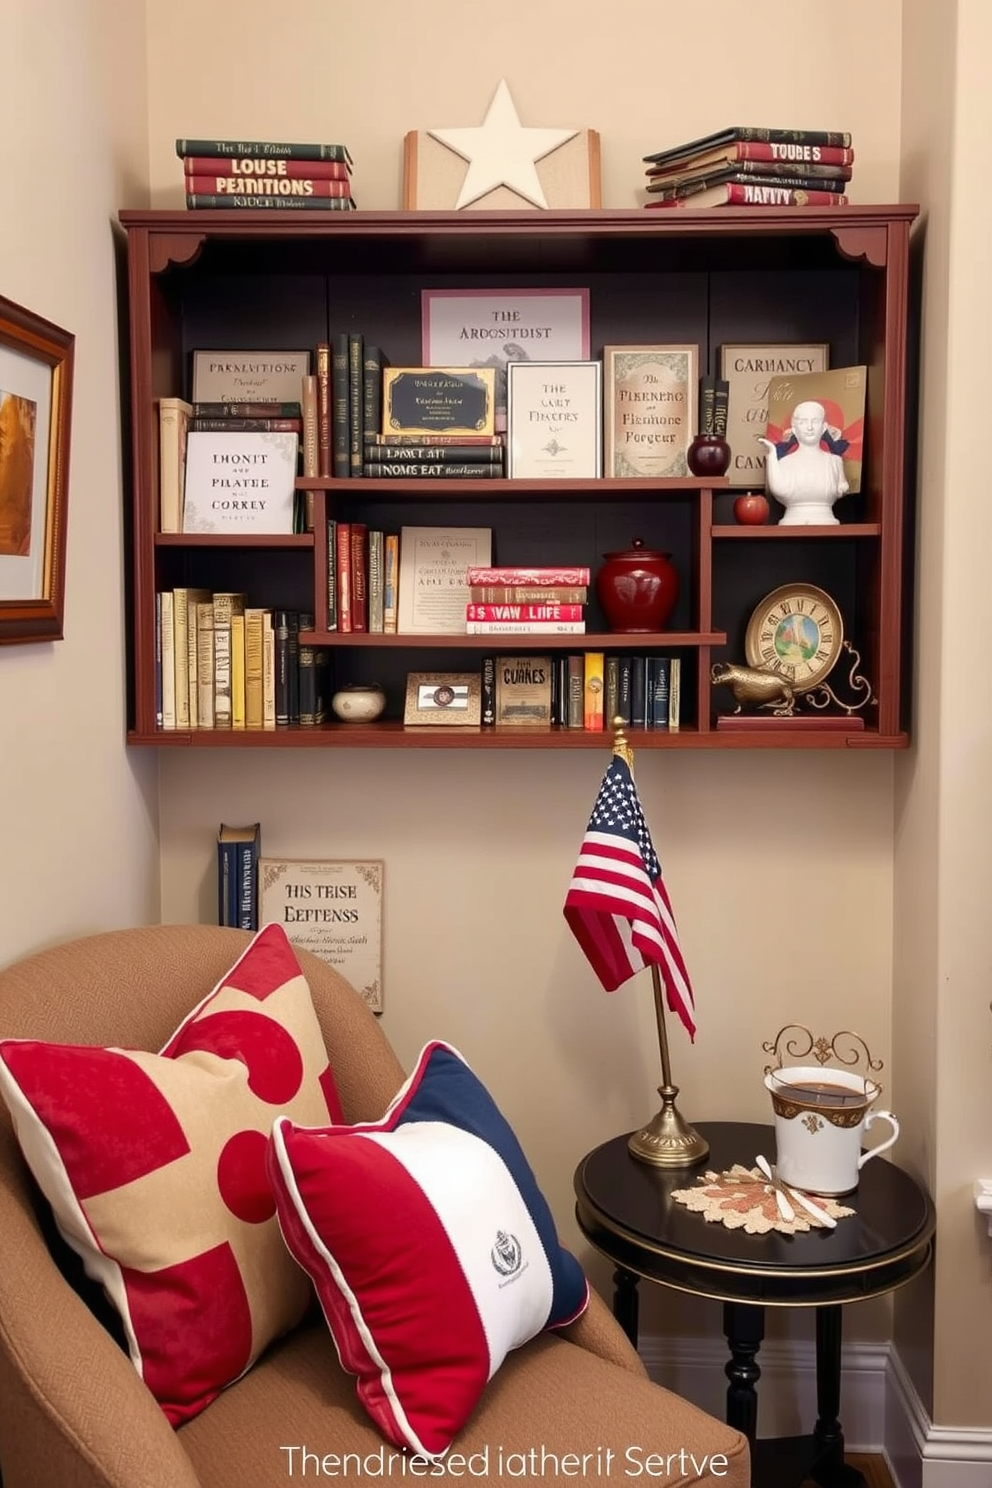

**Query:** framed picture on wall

left=0, top=293, right=74, bottom=645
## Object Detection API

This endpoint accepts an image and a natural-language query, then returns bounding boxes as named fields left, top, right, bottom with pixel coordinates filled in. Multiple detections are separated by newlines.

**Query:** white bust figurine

left=758, top=399, right=850, bottom=525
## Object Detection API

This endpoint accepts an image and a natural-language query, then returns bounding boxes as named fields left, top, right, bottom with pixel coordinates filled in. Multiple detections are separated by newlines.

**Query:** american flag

left=563, top=754, right=696, bottom=1041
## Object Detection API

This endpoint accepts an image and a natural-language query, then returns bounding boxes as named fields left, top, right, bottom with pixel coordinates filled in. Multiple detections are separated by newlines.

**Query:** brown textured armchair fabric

left=0, top=926, right=749, bottom=1488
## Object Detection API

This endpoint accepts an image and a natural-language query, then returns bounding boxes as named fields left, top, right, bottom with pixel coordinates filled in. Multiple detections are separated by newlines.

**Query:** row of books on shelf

left=641, top=124, right=855, bottom=210
left=155, top=595, right=332, bottom=731
left=176, top=137, right=356, bottom=211
left=531, top=652, right=682, bottom=731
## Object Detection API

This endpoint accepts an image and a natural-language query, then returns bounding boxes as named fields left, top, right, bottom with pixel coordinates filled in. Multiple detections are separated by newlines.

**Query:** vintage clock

left=744, top=583, right=844, bottom=693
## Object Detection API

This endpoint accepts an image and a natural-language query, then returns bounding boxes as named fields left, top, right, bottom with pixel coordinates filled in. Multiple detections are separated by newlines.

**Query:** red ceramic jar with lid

left=595, top=539, right=679, bottom=633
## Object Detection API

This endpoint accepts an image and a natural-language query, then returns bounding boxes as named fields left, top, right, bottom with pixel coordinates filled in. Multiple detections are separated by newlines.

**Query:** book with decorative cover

left=764, top=365, right=867, bottom=494
left=642, top=126, right=853, bottom=167
left=182, top=431, right=298, bottom=534
left=176, top=138, right=354, bottom=164
left=646, top=183, right=848, bottom=210
left=494, top=655, right=553, bottom=727
left=646, top=140, right=855, bottom=179
left=397, top=526, right=492, bottom=634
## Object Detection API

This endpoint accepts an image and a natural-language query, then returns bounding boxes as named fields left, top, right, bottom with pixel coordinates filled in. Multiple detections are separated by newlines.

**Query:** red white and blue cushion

left=267, top=1039, right=589, bottom=1458
left=0, top=924, right=342, bottom=1426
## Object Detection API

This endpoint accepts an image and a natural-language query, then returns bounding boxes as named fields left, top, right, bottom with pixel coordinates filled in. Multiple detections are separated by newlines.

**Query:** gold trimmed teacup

left=764, top=1064, right=900, bottom=1197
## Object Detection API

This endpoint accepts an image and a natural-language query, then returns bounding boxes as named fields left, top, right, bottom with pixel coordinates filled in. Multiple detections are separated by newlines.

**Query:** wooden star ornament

left=429, top=81, right=578, bottom=209
left=404, top=83, right=601, bottom=212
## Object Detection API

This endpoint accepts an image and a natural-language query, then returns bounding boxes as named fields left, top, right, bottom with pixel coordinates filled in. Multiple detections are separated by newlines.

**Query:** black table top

left=574, top=1121, right=936, bottom=1307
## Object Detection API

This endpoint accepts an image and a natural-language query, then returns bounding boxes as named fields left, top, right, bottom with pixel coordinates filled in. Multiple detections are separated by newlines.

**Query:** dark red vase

left=595, top=539, right=679, bottom=633
left=687, top=432, right=731, bottom=477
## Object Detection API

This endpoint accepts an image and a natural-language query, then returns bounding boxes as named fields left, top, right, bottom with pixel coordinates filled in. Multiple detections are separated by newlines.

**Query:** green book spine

left=177, top=138, right=354, bottom=164
left=184, top=194, right=355, bottom=210
left=331, top=334, right=350, bottom=478
left=363, top=346, right=384, bottom=441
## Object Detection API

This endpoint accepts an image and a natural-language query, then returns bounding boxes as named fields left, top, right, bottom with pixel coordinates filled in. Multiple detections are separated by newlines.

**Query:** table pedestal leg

left=812, top=1305, right=864, bottom=1488
left=723, top=1301, right=764, bottom=1442
left=612, top=1266, right=639, bottom=1348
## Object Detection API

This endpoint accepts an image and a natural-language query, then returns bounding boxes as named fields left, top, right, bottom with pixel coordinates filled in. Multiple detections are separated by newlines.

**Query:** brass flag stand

left=611, top=723, right=709, bottom=1170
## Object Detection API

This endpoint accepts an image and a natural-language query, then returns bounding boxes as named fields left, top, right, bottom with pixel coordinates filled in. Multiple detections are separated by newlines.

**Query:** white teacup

left=764, top=1064, right=900, bottom=1197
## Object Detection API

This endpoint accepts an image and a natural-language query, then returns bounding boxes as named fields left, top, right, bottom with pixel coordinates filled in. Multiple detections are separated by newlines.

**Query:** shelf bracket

left=975, top=1180, right=992, bottom=1237
left=149, top=233, right=207, bottom=275
left=830, top=224, right=888, bottom=268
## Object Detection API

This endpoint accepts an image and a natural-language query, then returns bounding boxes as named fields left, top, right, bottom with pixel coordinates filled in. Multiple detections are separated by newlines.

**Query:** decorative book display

left=259, top=858, right=383, bottom=1013
left=383, top=367, right=495, bottom=437
left=641, top=126, right=855, bottom=210
left=422, top=287, right=590, bottom=433
left=191, top=350, right=311, bottom=404
left=494, top=656, right=553, bottom=726
left=720, top=344, right=830, bottom=488
left=396, top=526, right=493, bottom=634
left=176, top=139, right=356, bottom=211
left=603, top=346, right=697, bottom=479
left=764, top=366, right=867, bottom=496
left=506, top=361, right=602, bottom=478
left=182, top=431, right=299, bottom=534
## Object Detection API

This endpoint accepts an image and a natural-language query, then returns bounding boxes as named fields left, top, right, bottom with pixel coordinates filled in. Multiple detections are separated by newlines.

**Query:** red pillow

left=0, top=924, right=341, bottom=1425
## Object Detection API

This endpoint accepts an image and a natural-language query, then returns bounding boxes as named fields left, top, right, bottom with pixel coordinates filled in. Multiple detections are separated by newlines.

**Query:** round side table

left=574, top=1121, right=934, bottom=1488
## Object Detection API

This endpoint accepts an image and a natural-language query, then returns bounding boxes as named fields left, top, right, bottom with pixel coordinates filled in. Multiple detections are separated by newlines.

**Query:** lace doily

left=670, top=1163, right=855, bottom=1235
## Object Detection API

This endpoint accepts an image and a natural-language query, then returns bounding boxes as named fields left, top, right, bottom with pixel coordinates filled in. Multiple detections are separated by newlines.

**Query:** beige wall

left=145, top=0, right=906, bottom=1352
left=0, top=0, right=158, bottom=963
left=898, top=0, right=992, bottom=1429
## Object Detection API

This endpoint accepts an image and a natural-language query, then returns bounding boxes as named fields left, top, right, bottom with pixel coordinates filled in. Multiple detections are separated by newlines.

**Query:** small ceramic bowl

left=331, top=685, right=386, bottom=723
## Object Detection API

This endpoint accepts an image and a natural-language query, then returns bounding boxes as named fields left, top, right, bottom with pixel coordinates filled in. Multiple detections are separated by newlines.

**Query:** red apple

left=733, top=492, right=770, bottom=525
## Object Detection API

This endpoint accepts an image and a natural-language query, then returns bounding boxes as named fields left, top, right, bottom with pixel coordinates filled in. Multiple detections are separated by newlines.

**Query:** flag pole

left=612, top=721, right=710, bottom=1169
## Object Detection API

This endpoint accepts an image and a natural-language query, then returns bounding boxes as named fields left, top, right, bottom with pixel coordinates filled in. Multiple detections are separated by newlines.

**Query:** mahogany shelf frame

left=120, top=204, right=918, bottom=752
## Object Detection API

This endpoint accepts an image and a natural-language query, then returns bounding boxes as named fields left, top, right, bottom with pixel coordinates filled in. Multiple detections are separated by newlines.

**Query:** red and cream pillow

left=0, top=923, right=342, bottom=1426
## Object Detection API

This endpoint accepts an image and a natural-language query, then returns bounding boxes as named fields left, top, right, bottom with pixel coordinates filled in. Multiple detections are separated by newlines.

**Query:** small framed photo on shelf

left=422, top=289, right=590, bottom=430
left=506, top=360, right=602, bottom=479
left=404, top=672, right=482, bottom=726
left=602, top=344, right=698, bottom=479
left=190, top=349, right=311, bottom=404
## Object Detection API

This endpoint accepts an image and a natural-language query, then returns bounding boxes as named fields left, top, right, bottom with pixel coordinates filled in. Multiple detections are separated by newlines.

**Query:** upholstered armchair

left=0, top=925, right=748, bottom=1488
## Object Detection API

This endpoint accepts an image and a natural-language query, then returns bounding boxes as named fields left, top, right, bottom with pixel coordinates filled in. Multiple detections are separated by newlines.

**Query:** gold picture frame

left=404, top=671, right=482, bottom=726
left=0, top=293, right=74, bottom=644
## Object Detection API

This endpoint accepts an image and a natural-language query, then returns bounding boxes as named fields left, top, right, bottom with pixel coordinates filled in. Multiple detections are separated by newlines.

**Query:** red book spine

left=184, top=175, right=352, bottom=198
left=465, top=566, right=591, bottom=585
left=350, top=524, right=368, bottom=633
left=466, top=603, right=584, bottom=622
left=182, top=156, right=352, bottom=179
left=336, top=522, right=352, bottom=634
left=647, top=185, right=848, bottom=209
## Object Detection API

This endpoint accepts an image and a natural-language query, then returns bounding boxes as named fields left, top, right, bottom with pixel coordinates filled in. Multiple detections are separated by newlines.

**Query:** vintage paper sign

left=259, top=858, right=384, bottom=1012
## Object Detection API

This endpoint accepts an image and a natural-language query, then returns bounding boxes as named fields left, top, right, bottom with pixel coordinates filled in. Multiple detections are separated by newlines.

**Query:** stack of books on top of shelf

left=364, top=434, right=506, bottom=480
left=465, top=566, right=589, bottom=635
left=641, top=126, right=854, bottom=210
left=176, top=137, right=356, bottom=211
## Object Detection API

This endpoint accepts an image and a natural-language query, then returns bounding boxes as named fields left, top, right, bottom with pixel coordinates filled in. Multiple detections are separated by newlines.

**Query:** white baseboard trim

left=638, top=1334, right=888, bottom=1448
left=886, top=1349, right=992, bottom=1488
left=640, top=1335, right=992, bottom=1488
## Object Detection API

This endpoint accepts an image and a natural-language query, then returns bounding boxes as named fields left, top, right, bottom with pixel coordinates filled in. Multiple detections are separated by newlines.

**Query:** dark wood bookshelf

left=120, top=205, right=917, bottom=750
